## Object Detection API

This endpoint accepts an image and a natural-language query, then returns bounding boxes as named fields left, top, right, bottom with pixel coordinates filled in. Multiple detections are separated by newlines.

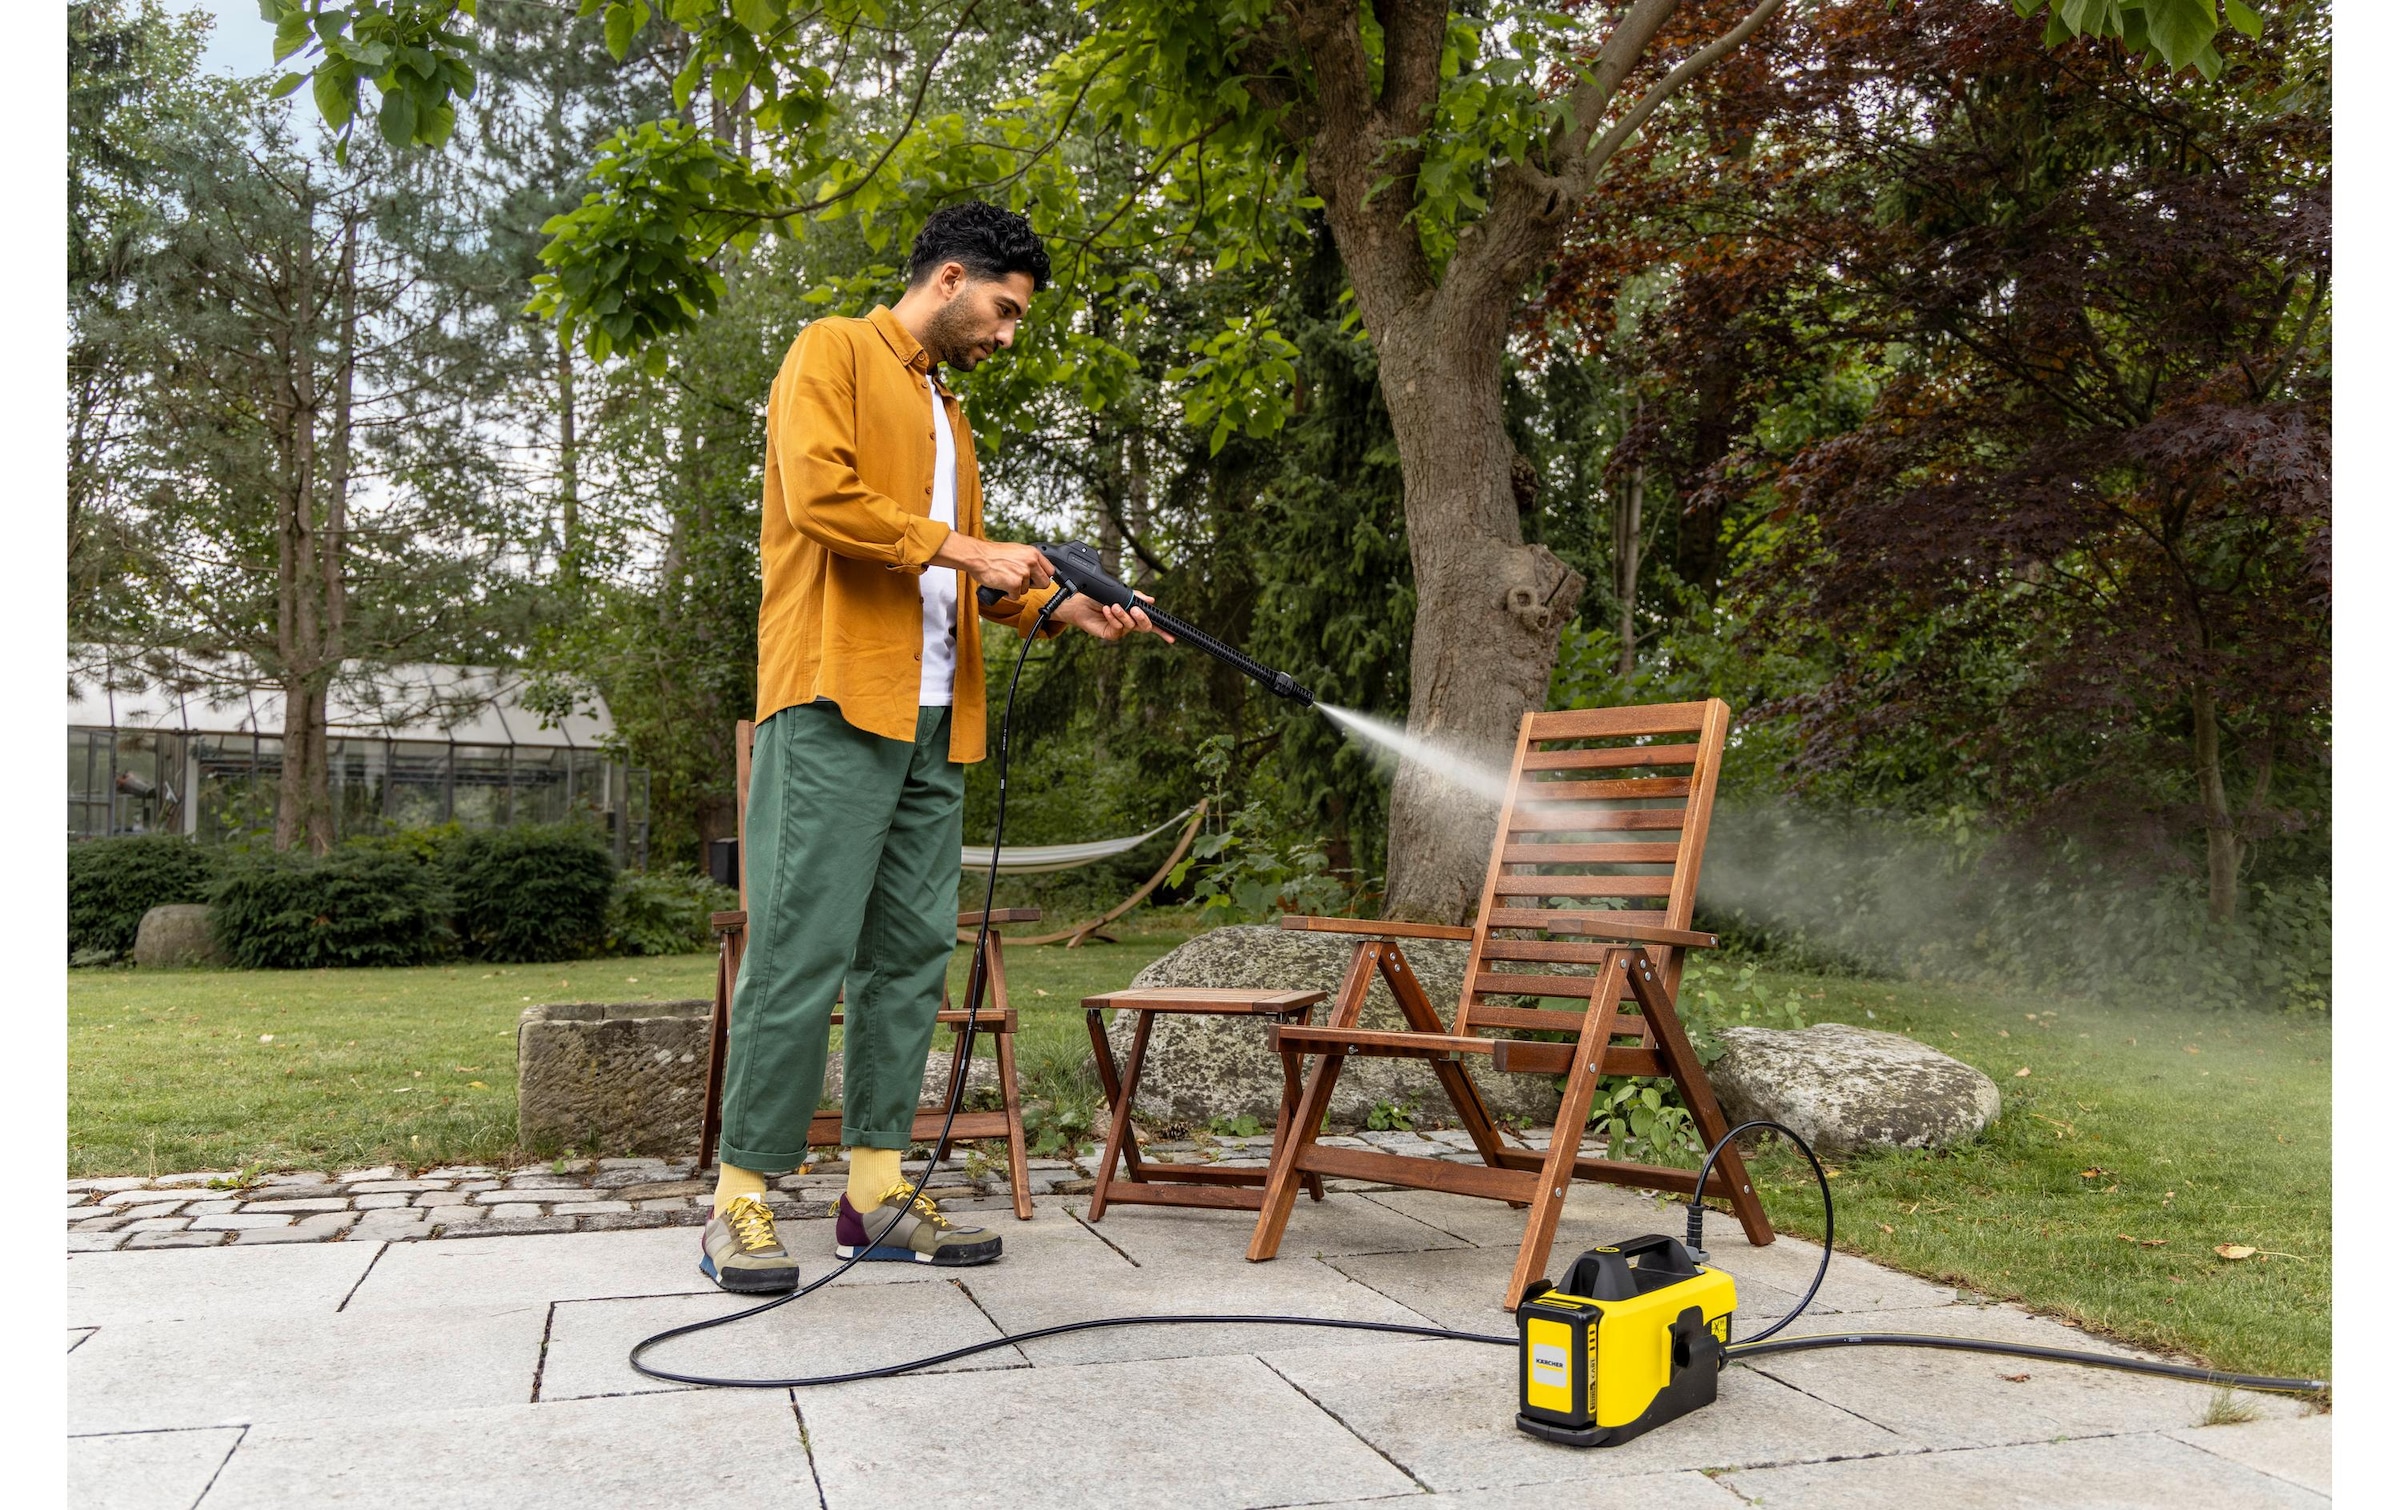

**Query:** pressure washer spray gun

left=975, top=541, right=1316, bottom=708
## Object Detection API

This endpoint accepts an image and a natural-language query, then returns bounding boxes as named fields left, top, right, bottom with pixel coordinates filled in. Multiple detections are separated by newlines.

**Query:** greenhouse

left=67, top=651, right=648, bottom=866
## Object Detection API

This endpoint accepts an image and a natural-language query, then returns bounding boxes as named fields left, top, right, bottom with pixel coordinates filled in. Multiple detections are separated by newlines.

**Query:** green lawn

left=1731, top=970, right=2330, bottom=1385
left=67, top=935, right=2328, bottom=1382
left=66, top=927, right=1192, bottom=1178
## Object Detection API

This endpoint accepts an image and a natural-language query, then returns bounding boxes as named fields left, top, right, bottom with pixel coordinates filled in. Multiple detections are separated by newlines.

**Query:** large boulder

left=1104, top=924, right=1564, bottom=1127
left=132, top=904, right=221, bottom=968
left=1709, top=1023, right=2000, bottom=1156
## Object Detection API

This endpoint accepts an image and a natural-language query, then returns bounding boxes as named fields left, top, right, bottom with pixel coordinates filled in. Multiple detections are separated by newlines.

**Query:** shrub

left=445, top=825, right=616, bottom=962
left=210, top=850, right=453, bottom=969
left=606, top=866, right=738, bottom=956
left=67, top=837, right=218, bottom=961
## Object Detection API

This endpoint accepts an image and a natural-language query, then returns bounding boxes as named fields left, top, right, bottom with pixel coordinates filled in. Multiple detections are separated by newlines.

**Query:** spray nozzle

left=976, top=542, right=1317, bottom=707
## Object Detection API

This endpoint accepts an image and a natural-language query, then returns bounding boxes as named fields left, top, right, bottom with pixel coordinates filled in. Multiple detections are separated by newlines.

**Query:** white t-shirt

left=919, top=374, right=959, bottom=707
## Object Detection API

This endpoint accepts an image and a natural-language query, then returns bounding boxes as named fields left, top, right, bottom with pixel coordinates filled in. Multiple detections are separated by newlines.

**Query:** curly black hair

left=905, top=200, right=1051, bottom=292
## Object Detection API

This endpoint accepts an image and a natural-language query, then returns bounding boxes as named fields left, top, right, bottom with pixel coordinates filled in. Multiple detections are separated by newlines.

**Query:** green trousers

left=717, top=700, right=963, bottom=1170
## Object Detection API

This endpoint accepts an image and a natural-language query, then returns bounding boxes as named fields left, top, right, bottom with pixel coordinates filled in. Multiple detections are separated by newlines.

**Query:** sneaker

left=834, top=1183, right=1002, bottom=1266
left=698, top=1194, right=800, bottom=1293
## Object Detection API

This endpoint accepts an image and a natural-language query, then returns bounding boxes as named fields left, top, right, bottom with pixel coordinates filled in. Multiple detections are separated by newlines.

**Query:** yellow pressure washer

left=1515, top=1235, right=1735, bottom=1448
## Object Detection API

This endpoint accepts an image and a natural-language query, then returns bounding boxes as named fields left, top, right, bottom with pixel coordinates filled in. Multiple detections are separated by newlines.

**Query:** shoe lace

left=880, top=1182, right=950, bottom=1229
left=723, top=1194, right=779, bottom=1252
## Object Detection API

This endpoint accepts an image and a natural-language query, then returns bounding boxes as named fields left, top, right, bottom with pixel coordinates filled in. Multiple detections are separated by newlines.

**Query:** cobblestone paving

left=64, top=1128, right=1524, bottom=1250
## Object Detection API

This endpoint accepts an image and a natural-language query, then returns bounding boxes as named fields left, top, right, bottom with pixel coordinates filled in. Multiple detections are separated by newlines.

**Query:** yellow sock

left=712, top=1163, right=767, bottom=1216
left=846, top=1147, right=903, bottom=1212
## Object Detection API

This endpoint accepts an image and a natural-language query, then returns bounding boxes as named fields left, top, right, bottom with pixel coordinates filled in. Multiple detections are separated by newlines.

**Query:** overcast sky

left=165, top=0, right=281, bottom=78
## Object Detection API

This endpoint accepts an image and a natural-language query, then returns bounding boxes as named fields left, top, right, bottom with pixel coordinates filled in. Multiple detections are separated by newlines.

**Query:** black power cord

left=630, top=595, right=2327, bottom=1401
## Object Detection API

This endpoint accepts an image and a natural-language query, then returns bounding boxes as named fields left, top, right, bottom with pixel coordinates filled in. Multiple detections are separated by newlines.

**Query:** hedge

left=445, top=825, right=616, bottom=963
left=209, top=850, right=454, bottom=970
left=68, top=836, right=218, bottom=961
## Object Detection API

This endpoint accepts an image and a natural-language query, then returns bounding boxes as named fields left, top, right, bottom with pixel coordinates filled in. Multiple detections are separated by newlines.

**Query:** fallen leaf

left=2185, top=1045, right=2200, bottom=1055
left=2014, top=1067, right=2031, bottom=1077
left=2214, top=1244, right=2257, bottom=1261
left=2079, top=1168, right=2102, bottom=1179
left=1999, top=1029, right=2010, bottom=1038
left=258, top=1033, right=274, bottom=1043
left=1824, top=1168, right=1842, bottom=1178
left=2001, top=1372, right=2031, bottom=1383
left=2025, top=1014, right=2038, bottom=1022
left=2143, top=1238, right=2167, bottom=1247
left=468, top=1081, right=487, bottom=1089
left=1878, top=1222, right=1894, bottom=1235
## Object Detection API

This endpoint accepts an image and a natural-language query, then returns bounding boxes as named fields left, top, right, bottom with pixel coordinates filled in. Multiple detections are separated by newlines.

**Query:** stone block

left=1106, top=924, right=1563, bottom=1125
left=131, top=902, right=222, bottom=967
left=351, top=1193, right=411, bottom=1209
left=188, top=1215, right=297, bottom=1231
left=67, top=1231, right=129, bottom=1252
left=2169, top=1411, right=2332, bottom=1496
left=123, top=1231, right=225, bottom=1249
left=515, top=999, right=713, bottom=1157
left=240, top=1198, right=351, bottom=1214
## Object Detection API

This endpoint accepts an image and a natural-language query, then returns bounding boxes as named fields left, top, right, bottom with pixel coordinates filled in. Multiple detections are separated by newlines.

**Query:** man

left=703, top=201, right=1159, bottom=1292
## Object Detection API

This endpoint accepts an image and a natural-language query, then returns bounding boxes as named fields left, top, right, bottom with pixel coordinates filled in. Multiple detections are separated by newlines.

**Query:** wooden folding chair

left=1246, top=699, right=1774, bottom=1307
left=697, top=719, right=1037, bottom=1219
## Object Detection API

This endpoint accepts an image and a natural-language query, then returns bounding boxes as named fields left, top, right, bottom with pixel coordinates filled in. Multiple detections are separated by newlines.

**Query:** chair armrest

left=1544, top=916, right=1717, bottom=949
left=1277, top=916, right=1476, bottom=942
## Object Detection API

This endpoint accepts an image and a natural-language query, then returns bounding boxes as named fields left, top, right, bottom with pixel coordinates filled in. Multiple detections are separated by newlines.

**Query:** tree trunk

left=2191, top=680, right=2239, bottom=926
left=274, top=189, right=321, bottom=853
left=1375, top=313, right=1584, bottom=922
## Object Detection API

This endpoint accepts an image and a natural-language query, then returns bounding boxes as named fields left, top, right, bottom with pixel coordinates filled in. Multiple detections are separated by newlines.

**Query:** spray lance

left=975, top=541, right=1316, bottom=708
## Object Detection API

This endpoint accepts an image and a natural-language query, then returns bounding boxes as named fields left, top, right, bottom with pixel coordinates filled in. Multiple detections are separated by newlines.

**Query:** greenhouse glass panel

left=450, top=745, right=510, bottom=828
left=509, top=746, right=570, bottom=826
left=195, top=735, right=277, bottom=844
left=68, top=729, right=109, bottom=838
left=329, top=738, right=388, bottom=838
left=387, top=741, right=450, bottom=828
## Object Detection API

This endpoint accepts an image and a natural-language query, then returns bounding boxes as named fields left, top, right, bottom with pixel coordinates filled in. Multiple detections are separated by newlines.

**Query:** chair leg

left=1276, top=1034, right=1325, bottom=1203
left=930, top=1018, right=974, bottom=1169
left=1248, top=939, right=1379, bottom=1261
left=994, top=1020, right=1032, bottom=1221
left=1502, top=954, right=1623, bottom=1309
left=1089, top=1010, right=1155, bottom=1222
left=698, top=927, right=738, bottom=1173
left=1630, top=951, right=1775, bottom=1245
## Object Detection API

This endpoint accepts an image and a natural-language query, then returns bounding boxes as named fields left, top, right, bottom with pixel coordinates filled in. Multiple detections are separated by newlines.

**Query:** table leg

left=1089, top=1010, right=1154, bottom=1222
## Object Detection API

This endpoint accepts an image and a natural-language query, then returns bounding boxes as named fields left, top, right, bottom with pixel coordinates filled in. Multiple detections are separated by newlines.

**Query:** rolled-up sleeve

left=776, top=325, right=950, bottom=570
left=978, top=582, right=1069, bottom=640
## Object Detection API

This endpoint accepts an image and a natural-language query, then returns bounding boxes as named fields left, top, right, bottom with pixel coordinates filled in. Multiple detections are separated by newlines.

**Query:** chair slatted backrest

left=1452, top=699, right=1731, bottom=1038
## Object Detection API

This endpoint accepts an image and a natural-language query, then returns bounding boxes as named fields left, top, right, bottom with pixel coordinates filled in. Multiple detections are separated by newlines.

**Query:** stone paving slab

left=68, top=1242, right=382, bottom=1327
left=540, top=1278, right=1025, bottom=1401
left=2167, top=1409, right=2332, bottom=1496
left=1078, top=1188, right=1470, bottom=1265
left=68, top=1303, right=550, bottom=1435
left=66, top=1426, right=244, bottom=1510
left=799, top=1352, right=1419, bottom=1510
left=194, top=1390, right=817, bottom=1509
left=1715, top=1428, right=2328, bottom=1507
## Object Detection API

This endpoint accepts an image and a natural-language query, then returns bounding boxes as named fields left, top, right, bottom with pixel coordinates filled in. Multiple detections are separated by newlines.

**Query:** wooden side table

left=1082, top=987, right=1329, bottom=1220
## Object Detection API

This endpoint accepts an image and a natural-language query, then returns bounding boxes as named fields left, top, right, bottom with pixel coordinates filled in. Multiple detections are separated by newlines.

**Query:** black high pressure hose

left=630, top=585, right=2326, bottom=1401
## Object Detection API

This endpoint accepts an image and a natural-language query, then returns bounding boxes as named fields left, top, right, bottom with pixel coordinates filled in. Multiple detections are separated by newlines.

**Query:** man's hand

left=1051, top=590, right=1175, bottom=645
left=933, top=533, right=1052, bottom=595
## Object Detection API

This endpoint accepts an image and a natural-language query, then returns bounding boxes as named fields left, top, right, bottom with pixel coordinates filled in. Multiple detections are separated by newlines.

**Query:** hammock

left=959, top=803, right=1203, bottom=875
left=955, top=801, right=1209, bottom=947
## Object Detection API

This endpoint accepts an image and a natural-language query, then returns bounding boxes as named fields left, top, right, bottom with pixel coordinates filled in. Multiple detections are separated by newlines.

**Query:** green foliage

left=1364, top=1099, right=1416, bottom=1133
left=2010, top=0, right=2263, bottom=80
left=1022, top=1097, right=1095, bottom=1158
left=1205, top=1112, right=1264, bottom=1139
left=606, top=865, right=738, bottom=956
left=209, top=850, right=454, bottom=969
left=443, top=825, right=617, bottom=962
left=261, top=1, right=480, bottom=154
left=67, top=836, right=218, bottom=961
left=1574, top=961, right=1808, bottom=1166
left=1169, top=737, right=1366, bottom=921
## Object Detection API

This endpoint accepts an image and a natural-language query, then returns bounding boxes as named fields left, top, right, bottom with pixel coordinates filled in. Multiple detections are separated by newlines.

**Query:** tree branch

left=1576, top=0, right=1787, bottom=184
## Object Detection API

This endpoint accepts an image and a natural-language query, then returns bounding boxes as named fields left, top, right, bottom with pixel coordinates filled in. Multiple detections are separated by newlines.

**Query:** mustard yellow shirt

left=756, top=304, right=1060, bottom=761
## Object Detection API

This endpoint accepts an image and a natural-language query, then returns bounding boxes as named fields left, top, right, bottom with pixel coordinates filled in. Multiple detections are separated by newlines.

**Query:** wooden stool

left=1082, top=988, right=1328, bottom=1219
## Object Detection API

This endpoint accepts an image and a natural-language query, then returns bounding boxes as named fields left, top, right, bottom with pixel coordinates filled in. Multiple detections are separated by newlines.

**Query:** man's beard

left=920, top=295, right=986, bottom=370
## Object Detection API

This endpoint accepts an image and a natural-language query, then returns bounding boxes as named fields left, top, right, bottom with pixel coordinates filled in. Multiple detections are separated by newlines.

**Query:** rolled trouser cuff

left=716, top=1142, right=807, bottom=1176
left=838, top=1125, right=915, bottom=1152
